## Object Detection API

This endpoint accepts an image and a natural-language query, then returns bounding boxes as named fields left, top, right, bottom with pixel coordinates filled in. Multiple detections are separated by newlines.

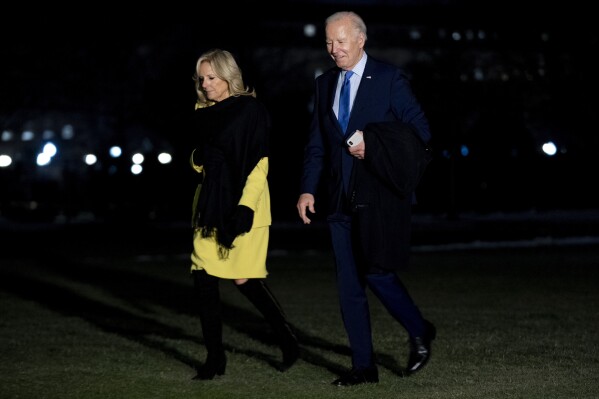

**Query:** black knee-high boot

left=192, top=270, right=227, bottom=380
left=237, top=279, right=299, bottom=371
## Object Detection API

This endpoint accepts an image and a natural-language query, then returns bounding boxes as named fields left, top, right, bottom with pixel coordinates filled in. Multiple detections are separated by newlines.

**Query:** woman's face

left=198, top=61, right=230, bottom=102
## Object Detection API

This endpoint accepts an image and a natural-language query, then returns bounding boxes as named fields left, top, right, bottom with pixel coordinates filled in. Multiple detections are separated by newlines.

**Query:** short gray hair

left=325, top=11, right=368, bottom=41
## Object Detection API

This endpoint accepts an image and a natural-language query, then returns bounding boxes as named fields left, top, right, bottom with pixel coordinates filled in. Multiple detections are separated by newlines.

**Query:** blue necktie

left=338, top=70, right=354, bottom=134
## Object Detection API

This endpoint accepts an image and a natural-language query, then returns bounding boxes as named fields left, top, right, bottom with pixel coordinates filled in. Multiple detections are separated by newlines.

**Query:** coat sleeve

left=190, top=148, right=204, bottom=174
left=238, top=157, right=271, bottom=228
left=389, top=69, right=432, bottom=144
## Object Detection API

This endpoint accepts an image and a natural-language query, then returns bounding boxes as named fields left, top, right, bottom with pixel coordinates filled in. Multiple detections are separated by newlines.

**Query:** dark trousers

left=328, top=213, right=425, bottom=370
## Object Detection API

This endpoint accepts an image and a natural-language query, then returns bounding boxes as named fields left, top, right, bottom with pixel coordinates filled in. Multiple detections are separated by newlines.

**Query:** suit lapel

left=328, top=69, right=342, bottom=106
left=326, top=69, right=344, bottom=135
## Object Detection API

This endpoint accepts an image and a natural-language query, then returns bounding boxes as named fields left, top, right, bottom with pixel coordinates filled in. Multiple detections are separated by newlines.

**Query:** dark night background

left=1, top=1, right=598, bottom=226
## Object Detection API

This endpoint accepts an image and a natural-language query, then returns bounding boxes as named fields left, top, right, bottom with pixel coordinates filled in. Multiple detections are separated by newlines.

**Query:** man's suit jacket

left=300, top=54, right=431, bottom=215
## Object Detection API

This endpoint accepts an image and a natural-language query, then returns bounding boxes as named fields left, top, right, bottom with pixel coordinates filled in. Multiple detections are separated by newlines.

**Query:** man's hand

left=296, top=193, right=315, bottom=224
left=347, top=129, right=365, bottom=159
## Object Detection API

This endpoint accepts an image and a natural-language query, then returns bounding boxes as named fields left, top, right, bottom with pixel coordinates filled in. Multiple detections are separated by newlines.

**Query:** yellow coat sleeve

left=190, top=148, right=203, bottom=174
left=238, top=157, right=271, bottom=228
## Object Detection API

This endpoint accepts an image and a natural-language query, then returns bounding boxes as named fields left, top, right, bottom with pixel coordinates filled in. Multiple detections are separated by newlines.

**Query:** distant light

left=21, top=130, right=35, bottom=141
left=132, top=153, right=144, bottom=164
left=158, top=152, right=172, bottom=164
left=0, top=154, right=12, bottom=167
left=43, top=142, right=57, bottom=157
left=131, top=164, right=143, bottom=175
left=409, top=29, right=421, bottom=40
left=460, top=145, right=469, bottom=157
left=541, top=141, right=557, bottom=156
left=109, top=146, right=122, bottom=158
left=451, top=31, right=462, bottom=41
left=85, top=154, right=98, bottom=165
left=1, top=130, right=13, bottom=141
left=304, top=23, right=316, bottom=38
left=473, top=68, right=484, bottom=81
left=42, top=129, right=55, bottom=140
left=37, top=152, right=52, bottom=166
left=62, top=124, right=74, bottom=140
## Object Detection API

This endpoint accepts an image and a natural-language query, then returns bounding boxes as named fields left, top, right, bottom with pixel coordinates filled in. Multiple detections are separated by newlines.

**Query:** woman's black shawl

left=190, top=95, right=270, bottom=255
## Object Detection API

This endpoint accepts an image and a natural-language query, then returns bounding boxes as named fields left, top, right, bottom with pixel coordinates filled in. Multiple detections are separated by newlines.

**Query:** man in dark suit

left=296, top=11, right=436, bottom=386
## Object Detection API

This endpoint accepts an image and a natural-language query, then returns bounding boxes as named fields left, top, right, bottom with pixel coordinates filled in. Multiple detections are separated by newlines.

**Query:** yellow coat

left=190, top=156, right=271, bottom=279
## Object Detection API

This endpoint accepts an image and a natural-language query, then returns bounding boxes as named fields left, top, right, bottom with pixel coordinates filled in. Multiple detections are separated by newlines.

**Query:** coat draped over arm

left=348, top=121, right=432, bottom=272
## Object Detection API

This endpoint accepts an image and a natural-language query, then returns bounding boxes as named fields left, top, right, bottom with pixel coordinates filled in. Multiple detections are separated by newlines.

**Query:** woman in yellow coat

left=189, top=49, right=298, bottom=380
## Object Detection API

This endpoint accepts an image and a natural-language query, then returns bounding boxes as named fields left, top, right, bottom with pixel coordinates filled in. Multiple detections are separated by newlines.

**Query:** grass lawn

left=1, top=237, right=598, bottom=398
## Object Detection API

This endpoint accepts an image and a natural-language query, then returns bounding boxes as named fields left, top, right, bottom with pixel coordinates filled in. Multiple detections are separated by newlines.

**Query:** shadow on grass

left=0, top=254, right=403, bottom=377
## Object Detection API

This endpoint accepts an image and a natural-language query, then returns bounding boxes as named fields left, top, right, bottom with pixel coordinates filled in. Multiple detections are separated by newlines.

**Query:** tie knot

left=344, top=70, right=354, bottom=82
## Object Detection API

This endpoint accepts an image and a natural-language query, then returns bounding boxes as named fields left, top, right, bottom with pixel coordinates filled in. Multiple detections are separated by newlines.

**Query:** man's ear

left=358, top=33, right=366, bottom=49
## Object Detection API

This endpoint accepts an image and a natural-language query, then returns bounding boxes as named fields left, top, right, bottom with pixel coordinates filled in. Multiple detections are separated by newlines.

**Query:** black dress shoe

left=406, top=320, right=436, bottom=375
left=332, top=367, right=379, bottom=386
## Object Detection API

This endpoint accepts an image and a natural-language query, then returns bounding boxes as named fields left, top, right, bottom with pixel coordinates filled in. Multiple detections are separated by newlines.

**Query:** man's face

left=325, top=17, right=364, bottom=71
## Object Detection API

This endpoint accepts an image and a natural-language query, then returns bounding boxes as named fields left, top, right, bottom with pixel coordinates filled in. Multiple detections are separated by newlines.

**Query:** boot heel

left=281, top=337, right=299, bottom=371
left=193, top=353, right=227, bottom=380
left=216, top=355, right=227, bottom=375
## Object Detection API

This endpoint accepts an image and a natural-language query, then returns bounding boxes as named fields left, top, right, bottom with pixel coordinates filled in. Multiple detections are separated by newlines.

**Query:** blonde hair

left=192, top=49, right=256, bottom=108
